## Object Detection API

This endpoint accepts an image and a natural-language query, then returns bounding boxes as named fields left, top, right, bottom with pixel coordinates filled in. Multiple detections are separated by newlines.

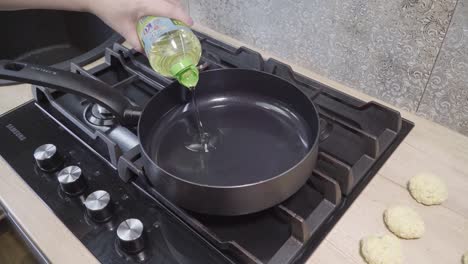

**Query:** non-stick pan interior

left=148, top=92, right=314, bottom=187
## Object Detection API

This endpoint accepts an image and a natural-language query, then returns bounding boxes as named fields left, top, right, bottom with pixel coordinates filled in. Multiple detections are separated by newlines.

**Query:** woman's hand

left=88, top=0, right=193, bottom=52
left=0, top=0, right=193, bottom=52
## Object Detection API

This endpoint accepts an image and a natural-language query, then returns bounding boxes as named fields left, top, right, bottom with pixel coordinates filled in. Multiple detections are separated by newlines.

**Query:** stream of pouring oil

left=185, top=87, right=214, bottom=153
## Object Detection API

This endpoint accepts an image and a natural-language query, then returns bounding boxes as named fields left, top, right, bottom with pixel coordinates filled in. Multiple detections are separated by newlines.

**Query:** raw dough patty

left=384, top=206, right=425, bottom=239
left=360, top=234, right=402, bottom=264
left=408, top=173, right=448, bottom=205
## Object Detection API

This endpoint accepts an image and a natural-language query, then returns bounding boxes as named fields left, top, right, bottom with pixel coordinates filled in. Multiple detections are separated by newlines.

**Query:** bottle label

left=137, top=16, right=187, bottom=55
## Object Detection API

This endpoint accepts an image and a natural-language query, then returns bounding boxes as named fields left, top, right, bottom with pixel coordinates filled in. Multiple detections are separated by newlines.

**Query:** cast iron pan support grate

left=118, top=146, right=342, bottom=264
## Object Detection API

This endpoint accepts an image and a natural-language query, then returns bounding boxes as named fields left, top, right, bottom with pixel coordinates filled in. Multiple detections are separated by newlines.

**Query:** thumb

left=120, top=22, right=144, bottom=52
left=146, top=0, right=193, bottom=26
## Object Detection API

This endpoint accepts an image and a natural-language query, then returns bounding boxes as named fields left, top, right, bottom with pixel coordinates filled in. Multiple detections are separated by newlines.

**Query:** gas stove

left=0, top=31, right=413, bottom=264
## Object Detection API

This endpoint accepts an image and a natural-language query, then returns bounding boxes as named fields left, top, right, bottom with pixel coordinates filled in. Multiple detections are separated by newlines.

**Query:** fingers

left=127, top=36, right=143, bottom=53
left=147, top=0, right=193, bottom=26
left=164, top=0, right=180, bottom=6
left=119, top=22, right=144, bottom=52
left=121, top=0, right=193, bottom=53
left=123, top=0, right=193, bottom=53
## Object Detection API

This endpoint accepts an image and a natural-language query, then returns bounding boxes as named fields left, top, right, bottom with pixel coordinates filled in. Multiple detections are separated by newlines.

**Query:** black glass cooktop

left=0, top=31, right=413, bottom=264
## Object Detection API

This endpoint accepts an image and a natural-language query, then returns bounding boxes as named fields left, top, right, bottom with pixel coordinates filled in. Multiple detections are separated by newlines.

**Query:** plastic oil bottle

left=137, top=16, right=213, bottom=152
left=136, top=16, right=201, bottom=88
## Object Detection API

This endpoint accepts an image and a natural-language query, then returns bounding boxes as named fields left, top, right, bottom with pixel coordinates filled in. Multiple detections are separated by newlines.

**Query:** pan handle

left=0, top=60, right=141, bottom=126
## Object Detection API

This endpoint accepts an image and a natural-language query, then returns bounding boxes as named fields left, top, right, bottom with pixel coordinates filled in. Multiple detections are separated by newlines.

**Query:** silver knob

left=57, top=166, right=86, bottom=195
left=84, top=190, right=113, bottom=222
left=117, top=218, right=145, bottom=254
left=34, top=144, right=63, bottom=172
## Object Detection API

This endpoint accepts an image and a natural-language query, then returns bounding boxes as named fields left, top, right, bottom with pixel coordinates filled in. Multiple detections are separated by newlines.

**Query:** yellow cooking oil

left=137, top=16, right=201, bottom=88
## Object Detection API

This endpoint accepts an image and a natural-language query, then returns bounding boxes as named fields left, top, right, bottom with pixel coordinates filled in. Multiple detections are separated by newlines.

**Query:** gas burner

left=85, top=104, right=117, bottom=127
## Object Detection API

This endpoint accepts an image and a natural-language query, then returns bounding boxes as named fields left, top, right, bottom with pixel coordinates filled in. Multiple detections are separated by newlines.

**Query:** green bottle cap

left=170, top=58, right=199, bottom=89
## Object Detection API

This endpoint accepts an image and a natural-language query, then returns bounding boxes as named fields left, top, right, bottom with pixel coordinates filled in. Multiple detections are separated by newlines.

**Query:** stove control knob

left=117, top=218, right=145, bottom=254
left=34, top=144, right=63, bottom=172
left=84, top=190, right=113, bottom=222
left=57, top=166, right=86, bottom=195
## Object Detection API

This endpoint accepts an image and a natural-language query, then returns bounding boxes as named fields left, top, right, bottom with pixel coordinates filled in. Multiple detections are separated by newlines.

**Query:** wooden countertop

left=0, top=26, right=466, bottom=263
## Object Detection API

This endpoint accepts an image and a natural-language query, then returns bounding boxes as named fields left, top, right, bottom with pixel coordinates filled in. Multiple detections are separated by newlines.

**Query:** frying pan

left=0, top=60, right=320, bottom=216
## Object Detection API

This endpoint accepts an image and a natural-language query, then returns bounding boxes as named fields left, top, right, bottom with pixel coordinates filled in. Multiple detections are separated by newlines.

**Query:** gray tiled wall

left=417, top=0, right=468, bottom=135
left=191, top=0, right=468, bottom=136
